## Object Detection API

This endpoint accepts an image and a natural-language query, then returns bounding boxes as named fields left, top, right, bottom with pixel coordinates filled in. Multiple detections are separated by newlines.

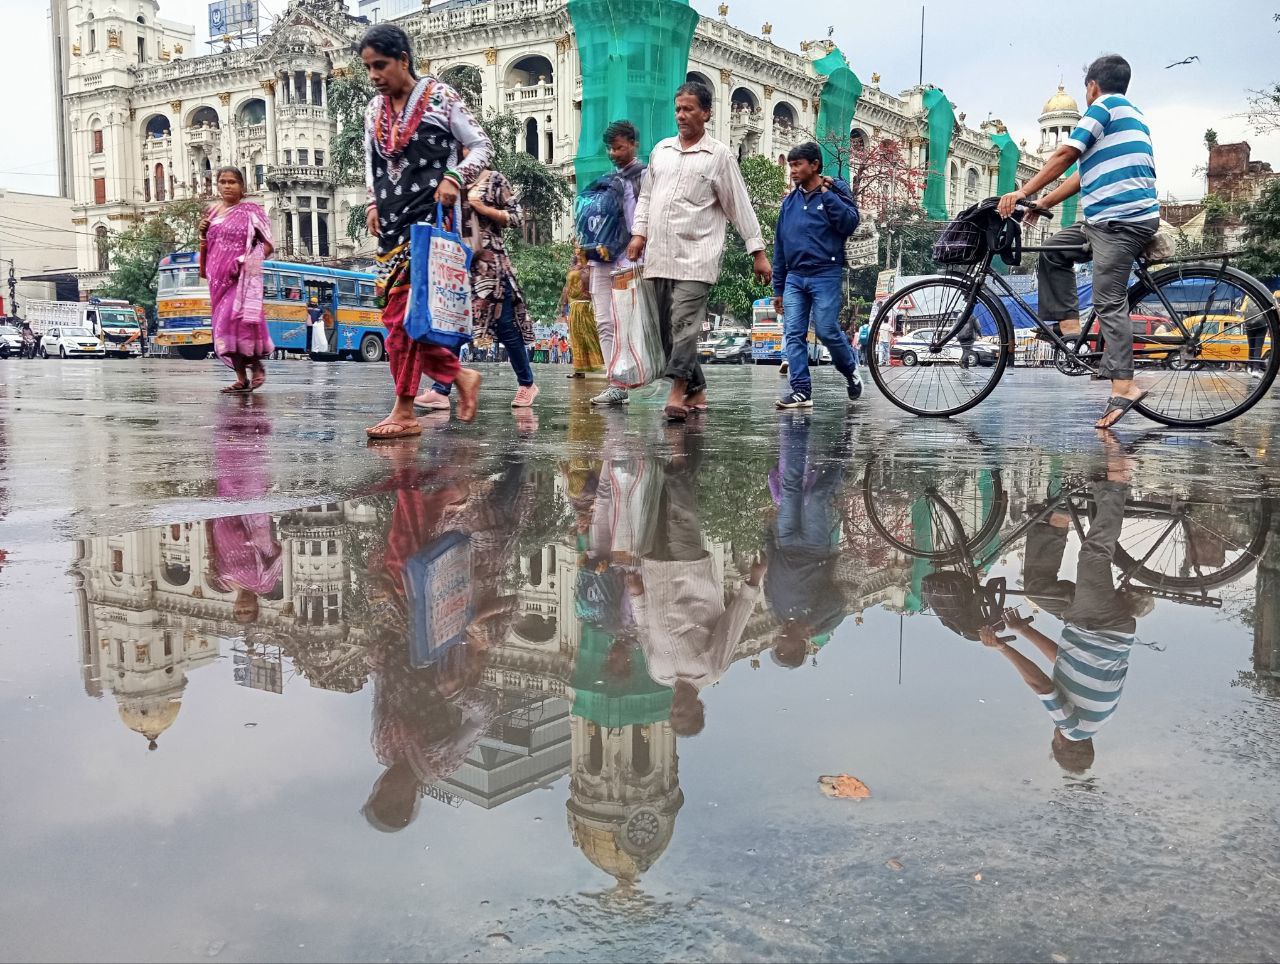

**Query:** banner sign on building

left=208, top=0, right=258, bottom=35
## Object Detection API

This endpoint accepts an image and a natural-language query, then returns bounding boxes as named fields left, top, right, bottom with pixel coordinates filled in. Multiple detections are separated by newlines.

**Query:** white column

left=264, top=82, right=278, bottom=164
left=290, top=208, right=299, bottom=256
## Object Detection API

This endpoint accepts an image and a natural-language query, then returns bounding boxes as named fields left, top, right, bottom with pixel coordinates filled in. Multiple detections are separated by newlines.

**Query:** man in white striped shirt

left=627, top=81, right=772, bottom=421
left=997, top=55, right=1159, bottom=430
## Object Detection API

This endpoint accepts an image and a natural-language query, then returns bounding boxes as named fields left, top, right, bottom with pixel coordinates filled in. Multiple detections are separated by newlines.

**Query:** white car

left=0, top=325, right=22, bottom=356
left=891, top=328, right=965, bottom=367
left=42, top=326, right=105, bottom=359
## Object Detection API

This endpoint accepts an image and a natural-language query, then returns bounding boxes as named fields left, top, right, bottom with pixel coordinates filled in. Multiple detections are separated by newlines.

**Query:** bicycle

left=866, top=199, right=1280, bottom=428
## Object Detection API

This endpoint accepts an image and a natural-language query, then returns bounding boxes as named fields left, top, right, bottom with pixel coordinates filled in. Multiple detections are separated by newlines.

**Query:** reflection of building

left=72, top=500, right=380, bottom=746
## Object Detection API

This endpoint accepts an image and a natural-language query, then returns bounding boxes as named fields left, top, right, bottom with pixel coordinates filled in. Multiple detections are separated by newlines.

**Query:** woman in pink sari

left=199, top=166, right=275, bottom=392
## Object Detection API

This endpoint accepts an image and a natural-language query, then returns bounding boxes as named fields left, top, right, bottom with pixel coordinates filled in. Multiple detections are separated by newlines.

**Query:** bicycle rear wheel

left=1128, top=264, right=1280, bottom=428
left=867, top=277, right=1013, bottom=417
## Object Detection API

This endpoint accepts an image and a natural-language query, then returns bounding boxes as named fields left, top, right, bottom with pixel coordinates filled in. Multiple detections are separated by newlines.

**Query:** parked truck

left=24, top=298, right=143, bottom=358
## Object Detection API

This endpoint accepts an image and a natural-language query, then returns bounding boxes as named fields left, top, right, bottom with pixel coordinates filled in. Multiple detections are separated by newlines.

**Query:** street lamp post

left=0, top=258, right=16, bottom=318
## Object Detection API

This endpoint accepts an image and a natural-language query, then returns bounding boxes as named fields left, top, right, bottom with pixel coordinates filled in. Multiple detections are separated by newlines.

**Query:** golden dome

left=571, top=820, right=644, bottom=882
left=1042, top=84, right=1080, bottom=116
left=118, top=695, right=183, bottom=749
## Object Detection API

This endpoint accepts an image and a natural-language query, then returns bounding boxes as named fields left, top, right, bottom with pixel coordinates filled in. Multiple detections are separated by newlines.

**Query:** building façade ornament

left=72, top=41, right=81, bottom=56
left=719, top=68, right=732, bottom=84
left=871, top=72, right=881, bottom=85
left=718, top=2, right=728, bottom=18
left=485, top=47, right=498, bottom=65
left=555, top=34, right=571, bottom=55
left=260, top=78, right=276, bottom=94
left=107, top=28, right=122, bottom=49
left=175, top=43, right=184, bottom=55
left=763, top=84, right=774, bottom=100
left=170, top=99, right=182, bottom=115
left=218, top=91, right=231, bottom=105
left=417, top=57, right=431, bottom=73
left=762, top=22, right=772, bottom=37
left=800, top=98, right=808, bottom=111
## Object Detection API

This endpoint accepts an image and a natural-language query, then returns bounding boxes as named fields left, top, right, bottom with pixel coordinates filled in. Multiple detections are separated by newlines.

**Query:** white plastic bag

left=607, top=266, right=665, bottom=389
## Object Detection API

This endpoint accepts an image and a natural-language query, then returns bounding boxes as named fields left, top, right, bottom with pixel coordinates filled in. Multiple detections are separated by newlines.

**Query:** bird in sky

left=1165, top=56, right=1200, bottom=68
left=827, top=25, right=834, bottom=38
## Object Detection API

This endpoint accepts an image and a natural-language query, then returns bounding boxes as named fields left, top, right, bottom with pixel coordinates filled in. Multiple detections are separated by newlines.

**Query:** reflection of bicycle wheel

left=863, top=458, right=1008, bottom=562
left=1109, top=495, right=1271, bottom=591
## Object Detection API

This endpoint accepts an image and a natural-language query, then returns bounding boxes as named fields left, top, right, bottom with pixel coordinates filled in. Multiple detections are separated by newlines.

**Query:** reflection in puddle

left=46, top=414, right=1280, bottom=958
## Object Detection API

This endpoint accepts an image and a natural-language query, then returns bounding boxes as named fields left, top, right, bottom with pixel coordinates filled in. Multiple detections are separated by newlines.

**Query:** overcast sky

left=4, top=0, right=1277, bottom=200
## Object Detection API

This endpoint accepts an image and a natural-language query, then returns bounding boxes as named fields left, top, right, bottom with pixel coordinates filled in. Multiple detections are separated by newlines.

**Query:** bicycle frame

left=927, top=240, right=1242, bottom=370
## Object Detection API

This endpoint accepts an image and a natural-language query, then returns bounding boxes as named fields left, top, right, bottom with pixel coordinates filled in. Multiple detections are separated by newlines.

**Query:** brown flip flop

left=221, top=381, right=251, bottom=394
left=664, top=405, right=689, bottom=423
left=365, top=420, right=423, bottom=440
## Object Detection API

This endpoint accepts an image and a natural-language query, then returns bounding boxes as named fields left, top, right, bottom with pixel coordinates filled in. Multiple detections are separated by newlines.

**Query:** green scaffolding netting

left=570, top=623, right=673, bottom=728
left=812, top=48, right=862, bottom=179
left=990, top=131, right=1021, bottom=274
left=568, top=0, right=699, bottom=190
left=1060, top=162, right=1079, bottom=227
left=922, top=88, right=955, bottom=220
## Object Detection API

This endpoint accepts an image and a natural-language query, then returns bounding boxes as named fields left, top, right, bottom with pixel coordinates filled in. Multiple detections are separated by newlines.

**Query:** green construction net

left=922, top=88, right=955, bottom=220
left=570, top=624, right=673, bottom=728
left=990, top=131, right=1020, bottom=195
left=568, top=0, right=699, bottom=190
left=812, top=48, right=862, bottom=179
left=1060, top=162, right=1079, bottom=227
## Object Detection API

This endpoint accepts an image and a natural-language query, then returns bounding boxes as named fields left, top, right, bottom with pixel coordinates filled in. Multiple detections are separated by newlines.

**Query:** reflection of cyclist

left=980, top=440, right=1150, bottom=772
left=997, top=54, right=1159, bottom=429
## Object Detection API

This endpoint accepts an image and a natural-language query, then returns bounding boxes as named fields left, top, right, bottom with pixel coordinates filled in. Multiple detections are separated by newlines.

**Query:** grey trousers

left=1037, top=219, right=1158, bottom=380
left=644, top=277, right=712, bottom=394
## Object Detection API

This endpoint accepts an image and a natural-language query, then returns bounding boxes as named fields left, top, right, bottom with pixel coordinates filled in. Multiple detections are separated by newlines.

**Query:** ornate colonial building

left=54, top=0, right=1074, bottom=291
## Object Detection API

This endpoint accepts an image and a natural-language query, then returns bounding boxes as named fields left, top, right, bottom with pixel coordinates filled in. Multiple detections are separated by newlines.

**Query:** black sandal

left=1095, top=391, right=1149, bottom=429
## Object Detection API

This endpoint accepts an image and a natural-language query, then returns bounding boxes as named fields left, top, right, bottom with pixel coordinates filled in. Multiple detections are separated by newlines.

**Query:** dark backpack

left=922, top=571, right=989, bottom=641
left=575, top=174, right=630, bottom=263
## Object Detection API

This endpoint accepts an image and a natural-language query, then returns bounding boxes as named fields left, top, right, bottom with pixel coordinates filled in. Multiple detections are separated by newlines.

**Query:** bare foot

left=365, top=416, right=422, bottom=440
left=455, top=368, right=482, bottom=422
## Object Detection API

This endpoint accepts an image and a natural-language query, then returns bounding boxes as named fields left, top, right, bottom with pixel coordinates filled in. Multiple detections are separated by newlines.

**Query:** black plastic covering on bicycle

left=932, top=198, right=1021, bottom=267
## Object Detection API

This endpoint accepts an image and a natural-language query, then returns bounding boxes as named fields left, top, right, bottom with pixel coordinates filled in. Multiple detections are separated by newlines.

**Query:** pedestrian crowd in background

left=197, top=22, right=1157, bottom=439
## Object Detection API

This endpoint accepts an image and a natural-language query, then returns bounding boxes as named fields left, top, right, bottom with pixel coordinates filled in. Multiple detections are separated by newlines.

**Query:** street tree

left=98, top=198, right=203, bottom=313
left=709, top=154, right=787, bottom=324
left=1237, top=179, right=1280, bottom=279
left=508, top=240, right=574, bottom=324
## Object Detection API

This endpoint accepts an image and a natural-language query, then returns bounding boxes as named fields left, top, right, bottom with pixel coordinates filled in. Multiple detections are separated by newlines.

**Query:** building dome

left=1041, top=85, right=1079, bottom=117
left=117, top=693, right=183, bottom=750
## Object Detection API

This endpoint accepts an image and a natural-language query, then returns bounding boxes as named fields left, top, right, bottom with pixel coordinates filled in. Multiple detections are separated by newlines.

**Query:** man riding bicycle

left=998, top=54, right=1159, bottom=429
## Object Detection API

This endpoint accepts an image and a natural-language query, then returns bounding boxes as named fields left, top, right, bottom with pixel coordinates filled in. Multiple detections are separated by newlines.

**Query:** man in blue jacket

left=772, top=141, right=863, bottom=409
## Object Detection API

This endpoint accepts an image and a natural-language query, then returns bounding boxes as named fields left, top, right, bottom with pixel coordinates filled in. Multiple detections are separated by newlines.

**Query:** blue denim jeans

left=434, top=279, right=533, bottom=394
left=782, top=272, right=858, bottom=395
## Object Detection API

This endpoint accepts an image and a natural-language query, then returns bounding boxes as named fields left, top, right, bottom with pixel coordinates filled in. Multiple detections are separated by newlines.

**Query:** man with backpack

left=772, top=141, right=863, bottom=409
left=576, top=120, right=646, bottom=407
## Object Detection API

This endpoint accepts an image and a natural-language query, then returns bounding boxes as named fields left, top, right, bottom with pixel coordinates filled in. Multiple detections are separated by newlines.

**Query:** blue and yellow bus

left=155, top=252, right=387, bottom=361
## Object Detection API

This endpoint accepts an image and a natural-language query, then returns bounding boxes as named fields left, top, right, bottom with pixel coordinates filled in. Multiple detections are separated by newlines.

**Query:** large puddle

left=3, top=408, right=1279, bottom=962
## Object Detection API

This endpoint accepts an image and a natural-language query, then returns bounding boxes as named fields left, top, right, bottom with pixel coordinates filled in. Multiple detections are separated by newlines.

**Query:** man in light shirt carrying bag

left=627, top=81, right=773, bottom=422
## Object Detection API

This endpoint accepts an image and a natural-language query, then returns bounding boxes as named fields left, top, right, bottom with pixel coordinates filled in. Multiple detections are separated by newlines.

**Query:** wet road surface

left=2, top=359, right=1279, bottom=962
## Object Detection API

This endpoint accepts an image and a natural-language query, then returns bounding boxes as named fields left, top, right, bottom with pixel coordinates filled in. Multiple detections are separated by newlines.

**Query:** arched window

left=236, top=98, right=266, bottom=126
left=505, top=54, right=554, bottom=89
left=850, top=128, right=868, bottom=153
left=524, top=117, right=539, bottom=159
left=95, top=225, right=109, bottom=272
left=188, top=105, right=219, bottom=129
left=439, top=64, right=483, bottom=111
left=144, top=114, right=171, bottom=139
left=586, top=724, right=603, bottom=776
left=772, top=102, right=797, bottom=129
left=631, top=726, right=653, bottom=776
left=966, top=167, right=980, bottom=194
left=731, top=87, right=759, bottom=113
left=685, top=70, right=714, bottom=98
left=91, top=123, right=104, bottom=155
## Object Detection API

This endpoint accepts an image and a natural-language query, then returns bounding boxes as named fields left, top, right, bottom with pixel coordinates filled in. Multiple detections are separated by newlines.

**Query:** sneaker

left=511, top=383, right=540, bottom=408
left=847, top=373, right=863, bottom=401
left=591, top=386, right=630, bottom=406
left=776, top=391, right=813, bottom=410
left=414, top=389, right=451, bottom=411
left=1251, top=368, right=1264, bottom=380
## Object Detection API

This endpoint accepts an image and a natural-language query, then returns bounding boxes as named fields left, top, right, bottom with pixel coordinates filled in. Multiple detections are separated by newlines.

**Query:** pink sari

left=204, top=201, right=274, bottom=366
left=208, top=397, right=282, bottom=596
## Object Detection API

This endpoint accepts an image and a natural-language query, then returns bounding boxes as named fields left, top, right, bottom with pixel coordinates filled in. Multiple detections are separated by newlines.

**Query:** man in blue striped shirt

left=998, top=55, right=1160, bottom=429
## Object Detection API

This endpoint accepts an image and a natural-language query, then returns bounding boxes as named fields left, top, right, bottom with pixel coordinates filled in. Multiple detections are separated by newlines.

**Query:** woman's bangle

left=443, top=170, right=464, bottom=188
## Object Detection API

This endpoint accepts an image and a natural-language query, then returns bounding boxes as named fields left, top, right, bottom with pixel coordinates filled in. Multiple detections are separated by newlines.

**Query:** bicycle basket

left=932, top=219, right=986, bottom=265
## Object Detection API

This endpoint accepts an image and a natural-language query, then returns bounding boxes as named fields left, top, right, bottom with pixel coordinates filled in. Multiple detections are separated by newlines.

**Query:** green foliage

left=1237, top=179, right=1280, bottom=279
left=481, top=110, right=573, bottom=241
left=708, top=155, right=787, bottom=323
left=98, top=198, right=204, bottom=312
left=1204, top=128, right=1219, bottom=148
left=509, top=239, right=574, bottom=324
left=328, top=60, right=375, bottom=241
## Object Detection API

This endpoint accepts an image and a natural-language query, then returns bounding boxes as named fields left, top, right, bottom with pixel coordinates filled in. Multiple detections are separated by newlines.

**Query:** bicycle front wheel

left=867, top=277, right=1013, bottom=417
left=1128, top=264, right=1280, bottom=428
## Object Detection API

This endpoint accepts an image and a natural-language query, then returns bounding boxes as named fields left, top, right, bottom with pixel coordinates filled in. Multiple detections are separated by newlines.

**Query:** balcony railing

left=504, top=82, right=555, bottom=105
left=185, top=126, right=221, bottom=150
left=730, top=109, right=764, bottom=134
left=235, top=123, right=266, bottom=142
left=267, top=165, right=335, bottom=185
left=141, top=133, right=173, bottom=159
left=275, top=104, right=328, bottom=122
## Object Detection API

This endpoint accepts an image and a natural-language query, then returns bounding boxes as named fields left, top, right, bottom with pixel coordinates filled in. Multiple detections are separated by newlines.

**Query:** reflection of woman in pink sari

left=199, top=166, right=275, bottom=393
left=207, top=395, right=282, bottom=624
